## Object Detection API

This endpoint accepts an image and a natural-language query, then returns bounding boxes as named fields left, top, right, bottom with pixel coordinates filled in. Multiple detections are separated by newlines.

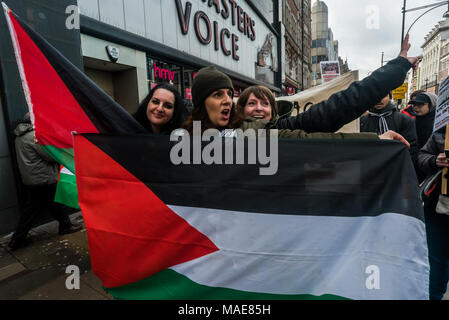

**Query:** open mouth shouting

left=221, top=108, right=231, bottom=120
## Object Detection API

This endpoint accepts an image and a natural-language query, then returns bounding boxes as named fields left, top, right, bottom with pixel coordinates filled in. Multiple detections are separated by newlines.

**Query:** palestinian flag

left=2, top=3, right=145, bottom=204
left=74, top=133, right=429, bottom=300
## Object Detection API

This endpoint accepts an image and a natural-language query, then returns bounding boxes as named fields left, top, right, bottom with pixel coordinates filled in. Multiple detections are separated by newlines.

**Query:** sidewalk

left=0, top=211, right=448, bottom=300
left=0, top=212, right=112, bottom=300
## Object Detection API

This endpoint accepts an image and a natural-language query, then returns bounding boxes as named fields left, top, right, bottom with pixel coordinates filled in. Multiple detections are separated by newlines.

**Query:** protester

left=360, top=92, right=418, bottom=164
left=133, top=83, right=186, bottom=134
left=235, top=35, right=418, bottom=134
left=417, top=128, right=449, bottom=300
left=8, top=114, right=81, bottom=251
left=402, top=89, right=425, bottom=118
left=410, top=92, right=438, bottom=150
left=182, top=65, right=410, bottom=145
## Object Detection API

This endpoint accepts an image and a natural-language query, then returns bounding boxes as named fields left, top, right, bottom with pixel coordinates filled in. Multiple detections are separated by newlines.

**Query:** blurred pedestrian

left=401, top=89, right=425, bottom=119
left=409, top=92, right=438, bottom=150
left=8, top=113, right=81, bottom=251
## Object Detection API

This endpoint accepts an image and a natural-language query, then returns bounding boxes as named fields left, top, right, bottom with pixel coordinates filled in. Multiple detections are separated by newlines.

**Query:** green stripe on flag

left=105, top=269, right=349, bottom=300
left=55, top=169, right=79, bottom=209
left=42, top=145, right=75, bottom=173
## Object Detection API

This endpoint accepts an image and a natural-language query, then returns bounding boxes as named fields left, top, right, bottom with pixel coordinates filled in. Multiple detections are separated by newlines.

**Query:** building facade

left=420, top=18, right=449, bottom=94
left=78, top=0, right=282, bottom=106
left=310, top=0, right=339, bottom=87
left=282, top=0, right=312, bottom=94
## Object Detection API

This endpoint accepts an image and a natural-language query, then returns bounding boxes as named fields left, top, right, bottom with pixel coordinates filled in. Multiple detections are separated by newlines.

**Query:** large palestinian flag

left=3, top=3, right=145, bottom=208
left=74, top=133, right=429, bottom=300
left=2, top=2, right=144, bottom=184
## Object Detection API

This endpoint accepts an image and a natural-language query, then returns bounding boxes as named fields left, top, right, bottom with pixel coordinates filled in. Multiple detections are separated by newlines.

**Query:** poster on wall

left=320, top=61, right=340, bottom=83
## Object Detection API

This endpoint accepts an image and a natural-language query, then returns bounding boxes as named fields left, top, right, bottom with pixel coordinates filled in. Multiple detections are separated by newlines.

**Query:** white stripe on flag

left=168, top=205, right=429, bottom=300
left=60, top=166, right=74, bottom=175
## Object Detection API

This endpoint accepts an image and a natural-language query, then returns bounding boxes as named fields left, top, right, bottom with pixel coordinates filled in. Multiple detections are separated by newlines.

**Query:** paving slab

left=18, top=273, right=109, bottom=300
left=0, top=263, right=26, bottom=282
left=0, top=246, right=17, bottom=269
left=80, top=270, right=113, bottom=299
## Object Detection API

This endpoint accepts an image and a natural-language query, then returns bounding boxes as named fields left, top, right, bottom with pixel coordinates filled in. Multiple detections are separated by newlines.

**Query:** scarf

left=368, top=110, right=394, bottom=135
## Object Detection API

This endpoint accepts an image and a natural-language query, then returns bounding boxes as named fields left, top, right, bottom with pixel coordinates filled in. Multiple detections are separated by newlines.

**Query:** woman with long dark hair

left=134, top=83, right=186, bottom=134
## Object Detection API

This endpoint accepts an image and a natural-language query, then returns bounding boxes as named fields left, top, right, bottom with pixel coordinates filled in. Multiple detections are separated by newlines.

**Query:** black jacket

left=274, top=57, right=412, bottom=132
left=417, top=130, right=444, bottom=192
left=360, top=102, right=418, bottom=165
left=416, top=110, right=436, bottom=150
left=415, top=92, right=438, bottom=150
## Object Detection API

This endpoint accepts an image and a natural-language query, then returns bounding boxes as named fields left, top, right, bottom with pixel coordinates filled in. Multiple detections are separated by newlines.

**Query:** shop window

left=147, top=57, right=182, bottom=95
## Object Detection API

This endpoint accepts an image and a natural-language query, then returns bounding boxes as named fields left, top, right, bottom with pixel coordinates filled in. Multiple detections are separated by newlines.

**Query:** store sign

left=175, top=0, right=257, bottom=61
left=392, top=83, right=408, bottom=100
left=154, top=63, right=176, bottom=82
left=106, top=45, right=120, bottom=63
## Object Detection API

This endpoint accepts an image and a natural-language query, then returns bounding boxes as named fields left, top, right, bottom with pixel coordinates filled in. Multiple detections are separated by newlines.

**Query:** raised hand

left=399, top=33, right=422, bottom=69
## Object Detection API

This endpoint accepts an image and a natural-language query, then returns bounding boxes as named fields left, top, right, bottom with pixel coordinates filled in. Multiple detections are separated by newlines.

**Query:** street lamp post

left=399, top=1, right=449, bottom=104
left=401, top=0, right=449, bottom=48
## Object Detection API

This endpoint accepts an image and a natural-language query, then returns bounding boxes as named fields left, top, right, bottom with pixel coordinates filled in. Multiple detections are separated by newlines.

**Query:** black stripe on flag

left=81, top=134, right=424, bottom=221
left=13, top=13, right=145, bottom=134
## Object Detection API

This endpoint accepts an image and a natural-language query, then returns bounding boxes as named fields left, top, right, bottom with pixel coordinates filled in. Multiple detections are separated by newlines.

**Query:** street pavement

left=0, top=211, right=447, bottom=300
left=0, top=212, right=112, bottom=300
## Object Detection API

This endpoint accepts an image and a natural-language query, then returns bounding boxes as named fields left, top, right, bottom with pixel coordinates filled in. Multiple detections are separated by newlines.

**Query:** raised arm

left=275, top=34, right=420, bottom=133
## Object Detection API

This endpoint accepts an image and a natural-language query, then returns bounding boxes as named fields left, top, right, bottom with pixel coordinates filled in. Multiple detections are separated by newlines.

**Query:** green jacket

left=240, top=119, right=378, bottom=140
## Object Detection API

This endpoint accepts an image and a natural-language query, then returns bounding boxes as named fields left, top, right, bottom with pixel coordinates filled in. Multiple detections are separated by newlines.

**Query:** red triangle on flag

left=74, top=135, right=219, bottom=288
left=6, top=8, right=98, bottom=148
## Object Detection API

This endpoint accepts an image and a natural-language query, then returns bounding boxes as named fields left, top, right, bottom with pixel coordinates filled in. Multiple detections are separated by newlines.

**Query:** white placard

left=433, top=76, right=449, bottom=132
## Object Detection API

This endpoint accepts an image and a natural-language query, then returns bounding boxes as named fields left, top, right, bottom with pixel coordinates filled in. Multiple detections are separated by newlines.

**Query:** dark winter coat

left=272, top=56, right=412, bottom=132
left=417, top=130, right=445, bottom=200
left=360, top=102, right=418, bottom=164
left=14, top=121, right=59, bottom=186
left=415, top=92, right=438, bottom=150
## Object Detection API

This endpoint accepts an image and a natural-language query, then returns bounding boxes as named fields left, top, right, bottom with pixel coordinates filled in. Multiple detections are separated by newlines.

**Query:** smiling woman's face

left=204, top=88, right=233, bottom=128
left=146, top=88, right=175, bottom=131
left=243, top=93, right=272, bottom=120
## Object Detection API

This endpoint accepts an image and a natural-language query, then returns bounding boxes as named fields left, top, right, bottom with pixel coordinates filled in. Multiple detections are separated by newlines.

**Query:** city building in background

left=420, top=18, right=449, bottom=94
left=339, top=56, right=349, bottom=74
left=282, top=0, right=312, bottom=95
left=311, top=0, right=339, bottom=86
left=79, top=0, right=282, bottom=109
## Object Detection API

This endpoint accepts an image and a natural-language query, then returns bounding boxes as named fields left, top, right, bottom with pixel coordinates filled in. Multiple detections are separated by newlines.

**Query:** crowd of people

left=8, top=34, right=449, bottom=300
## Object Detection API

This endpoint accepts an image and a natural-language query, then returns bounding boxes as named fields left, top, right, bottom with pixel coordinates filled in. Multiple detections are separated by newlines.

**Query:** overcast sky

left=317, top=0, right=449, bottom=79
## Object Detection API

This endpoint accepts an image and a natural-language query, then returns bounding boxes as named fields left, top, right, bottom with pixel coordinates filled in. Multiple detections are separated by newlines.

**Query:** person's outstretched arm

left=275, top=34, right=421, bottom=133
